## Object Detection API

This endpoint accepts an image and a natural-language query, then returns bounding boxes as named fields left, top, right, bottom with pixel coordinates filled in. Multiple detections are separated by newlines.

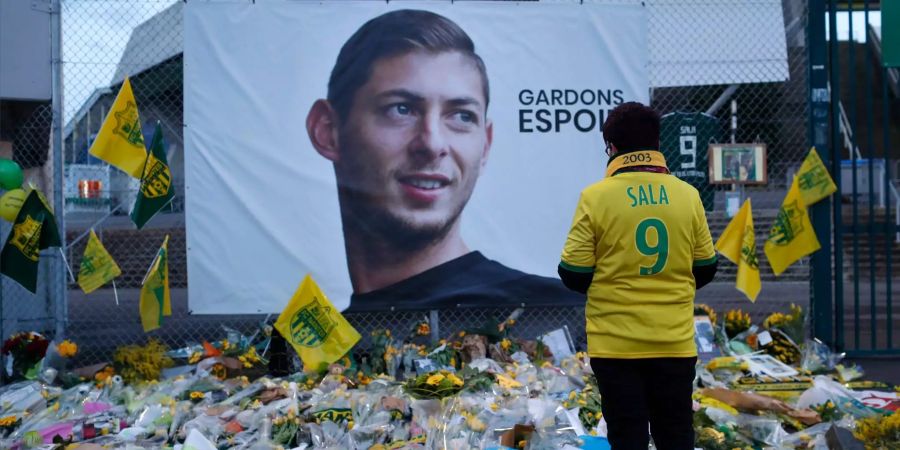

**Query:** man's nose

left=410, top=111, right=450, bottom=161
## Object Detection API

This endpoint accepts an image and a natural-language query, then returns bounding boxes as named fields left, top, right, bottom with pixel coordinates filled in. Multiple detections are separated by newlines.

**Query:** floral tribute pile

left=0, top=305, right=896, bottom=449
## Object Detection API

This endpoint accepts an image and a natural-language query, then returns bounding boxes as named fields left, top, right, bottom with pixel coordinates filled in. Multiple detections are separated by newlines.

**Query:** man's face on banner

left=335, top=51, right=492, bottom=242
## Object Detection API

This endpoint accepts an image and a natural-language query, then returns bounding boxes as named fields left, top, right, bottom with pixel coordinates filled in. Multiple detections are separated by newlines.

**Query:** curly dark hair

left=602, top=102, right=660, bottom=153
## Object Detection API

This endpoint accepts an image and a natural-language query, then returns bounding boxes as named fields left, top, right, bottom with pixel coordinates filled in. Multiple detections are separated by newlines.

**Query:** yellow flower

left=0, top=415, right=18, bottom=427
left=57, top=340, right=78, bottom=358
left=189, top=391, right=205, bottom=400
left=458, top=331, right=466, bottom=337
left=188, top=352, right=202, bottom=364
left=347, top=420, right=354, bottom=430
left=500, top=339, right=511, bottom=351
left=417, top=323, right=431, bottom=336
left=449, top=358, right=456, bottom=367
left=569, top=391, right=577, bottom=401
left=446, top=373, right=464, bottom=387
left=384, top=345, right=398, bottom=362
left=496, top=374, right=522, bottom=389
left=507, top=319, right=516, bottom=326
left=698, top=427, right=726, bottom=444
left=466, top=415, right=486, bottom=432
left=490, top=403, right=499, bottom=411
left=425, top=374, right=445, bottom=386
left=439, top=339, right=447, bottom=345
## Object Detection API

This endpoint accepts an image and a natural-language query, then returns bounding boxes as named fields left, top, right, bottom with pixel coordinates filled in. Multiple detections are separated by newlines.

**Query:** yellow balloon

left=0, top=189, right=27, bottom=222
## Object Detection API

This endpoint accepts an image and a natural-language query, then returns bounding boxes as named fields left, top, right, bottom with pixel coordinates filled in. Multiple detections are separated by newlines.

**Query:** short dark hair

left=327, top=10, right=490, bottom=122
left=602, top=102, right=660, bottom=153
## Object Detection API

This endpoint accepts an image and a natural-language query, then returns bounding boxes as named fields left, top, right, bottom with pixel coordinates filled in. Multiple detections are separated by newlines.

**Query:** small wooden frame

left=708, top=143, right=768, bottom=185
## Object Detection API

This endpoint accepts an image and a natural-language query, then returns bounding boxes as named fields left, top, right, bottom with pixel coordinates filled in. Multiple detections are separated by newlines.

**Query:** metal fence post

left=51, top=0, right=68, bottom=339
left=807, top=0, right=834, bottom=347
left=429, top=310, right=440, bottom=346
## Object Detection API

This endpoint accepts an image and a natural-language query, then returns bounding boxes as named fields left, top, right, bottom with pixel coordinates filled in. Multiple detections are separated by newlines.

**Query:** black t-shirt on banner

left=345, top=251, right=583, bottom=312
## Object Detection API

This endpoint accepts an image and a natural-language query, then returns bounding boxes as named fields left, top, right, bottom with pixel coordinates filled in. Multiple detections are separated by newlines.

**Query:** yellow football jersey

left=561, top=169, right=716, bottom=358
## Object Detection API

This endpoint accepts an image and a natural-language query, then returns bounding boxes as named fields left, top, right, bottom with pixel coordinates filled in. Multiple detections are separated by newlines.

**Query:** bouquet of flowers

left=763, top=304, right=806, bottom=345
left=724, top=309, right=752, bottom=339
left=112, top=339, right=174, bottom=384
left=405, top=370, right=465, bottom=399
left=2, top=332, right=49, bottom=380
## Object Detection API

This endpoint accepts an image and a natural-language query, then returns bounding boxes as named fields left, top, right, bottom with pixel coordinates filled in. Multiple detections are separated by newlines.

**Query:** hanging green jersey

left=660, top=112, right=721, bottom=211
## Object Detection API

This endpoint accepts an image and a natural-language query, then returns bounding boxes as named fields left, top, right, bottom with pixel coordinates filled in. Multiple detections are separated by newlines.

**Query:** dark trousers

left=590, top=357, right=696, bottom=450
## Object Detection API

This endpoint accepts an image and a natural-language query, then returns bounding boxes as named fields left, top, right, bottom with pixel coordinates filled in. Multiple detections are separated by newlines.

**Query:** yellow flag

left=796, top=147, right=837, bottom=206
left=139, top=235, right=170, bottom=332
left=764, top=178, right=821, bottom=276
left=77, top=230, right=121, bottom=294
left=274, top=275, right=361, bottom=370
left=715, top=199, right=761, bottom=302
left=88, top=77, right=147, bottom=178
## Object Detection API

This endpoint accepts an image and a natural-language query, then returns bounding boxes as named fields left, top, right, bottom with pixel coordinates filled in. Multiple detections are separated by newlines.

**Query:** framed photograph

left=708, top=143, right=768, bottom=185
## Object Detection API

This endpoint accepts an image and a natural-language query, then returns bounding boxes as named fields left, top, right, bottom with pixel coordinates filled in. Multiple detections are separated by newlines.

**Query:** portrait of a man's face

left=184, top=2, right=649, bottom=313
left=332, top=50, right=492, bottom=245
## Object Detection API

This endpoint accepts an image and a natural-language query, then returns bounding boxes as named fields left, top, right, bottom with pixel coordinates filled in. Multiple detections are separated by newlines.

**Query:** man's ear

left=481, top=119, right=493, bottom=168
left=306, top=99, right=340, bottom=162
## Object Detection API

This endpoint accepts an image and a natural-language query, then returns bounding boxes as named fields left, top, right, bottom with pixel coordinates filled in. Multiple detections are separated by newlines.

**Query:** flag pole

left=141, top=252, right=159, bottom=287
left=58, top=248, right=75, bottom=283
left=140, top=235, right=168, bottom=286
left=66, top=204, right=122, bottom=249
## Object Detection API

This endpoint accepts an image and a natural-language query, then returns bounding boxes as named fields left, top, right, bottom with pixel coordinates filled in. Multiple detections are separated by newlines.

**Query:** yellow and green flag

left=764, top=178, right=821, bottom=276
left=0, top=189, right=61, bottom=293
left=88, top=77, right=147, bottom=178
left=131, top=122, right=174, bottom=229
left=77, top=230, right=121, bottom=294
left=274, top=275, right=361, bottom=370
left=139, top=235, right=171, bottom=332
left=715, top=199, right=761, bottom=302
left=796, top=147, right=837, bottom=206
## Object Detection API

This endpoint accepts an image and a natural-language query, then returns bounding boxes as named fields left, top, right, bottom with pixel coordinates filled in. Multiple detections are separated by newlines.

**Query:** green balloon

left=0, top=159, right=23, bottom=190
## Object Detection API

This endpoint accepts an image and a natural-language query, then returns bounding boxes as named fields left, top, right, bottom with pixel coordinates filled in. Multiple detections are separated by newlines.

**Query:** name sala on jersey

left=626, top=184, right=670, bottom=208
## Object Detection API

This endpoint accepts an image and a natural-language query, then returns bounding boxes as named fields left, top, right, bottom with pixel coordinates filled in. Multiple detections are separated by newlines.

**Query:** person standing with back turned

left=558, top=102, right=718, bottom=449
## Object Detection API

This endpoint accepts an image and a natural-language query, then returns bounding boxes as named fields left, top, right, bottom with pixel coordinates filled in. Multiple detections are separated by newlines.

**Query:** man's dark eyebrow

left=376, top=90, right=484, bottom=110
left=446, top=97, right=483, bottom=109
left=375, top=89, right=426, bottom=103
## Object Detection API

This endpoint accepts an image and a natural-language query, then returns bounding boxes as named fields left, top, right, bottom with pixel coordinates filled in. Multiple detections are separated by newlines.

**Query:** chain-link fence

left=54, top=0, right=812, bottom=366
left=0, top=101, right=65, bottom=363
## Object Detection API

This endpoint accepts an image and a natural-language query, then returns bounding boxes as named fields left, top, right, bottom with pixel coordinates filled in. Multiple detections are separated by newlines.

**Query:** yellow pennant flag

left=764, top=178, right=821, bottom=276
left=796, top=147, right=837, bottom=206
left=88, top=77, right=147, bottom=178
left=77, top=230, right=121, bottom=294
left=139, top=235, right=170, bottom=332
left=715, top=199, right=761, bottom=302
left=274, top=275, right=361, bottom=370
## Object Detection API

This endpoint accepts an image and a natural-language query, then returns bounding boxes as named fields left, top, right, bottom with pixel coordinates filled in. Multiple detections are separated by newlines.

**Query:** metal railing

left=837, top=95, right=900, bottom=242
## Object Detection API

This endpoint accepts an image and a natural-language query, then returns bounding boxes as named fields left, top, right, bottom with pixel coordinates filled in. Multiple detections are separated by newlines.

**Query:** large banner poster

left=184, top=1, right=648, bottom=314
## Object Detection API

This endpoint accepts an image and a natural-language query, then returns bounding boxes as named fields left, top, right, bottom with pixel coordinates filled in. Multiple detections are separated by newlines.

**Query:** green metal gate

left=810, top=0, right=899, bottom=355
